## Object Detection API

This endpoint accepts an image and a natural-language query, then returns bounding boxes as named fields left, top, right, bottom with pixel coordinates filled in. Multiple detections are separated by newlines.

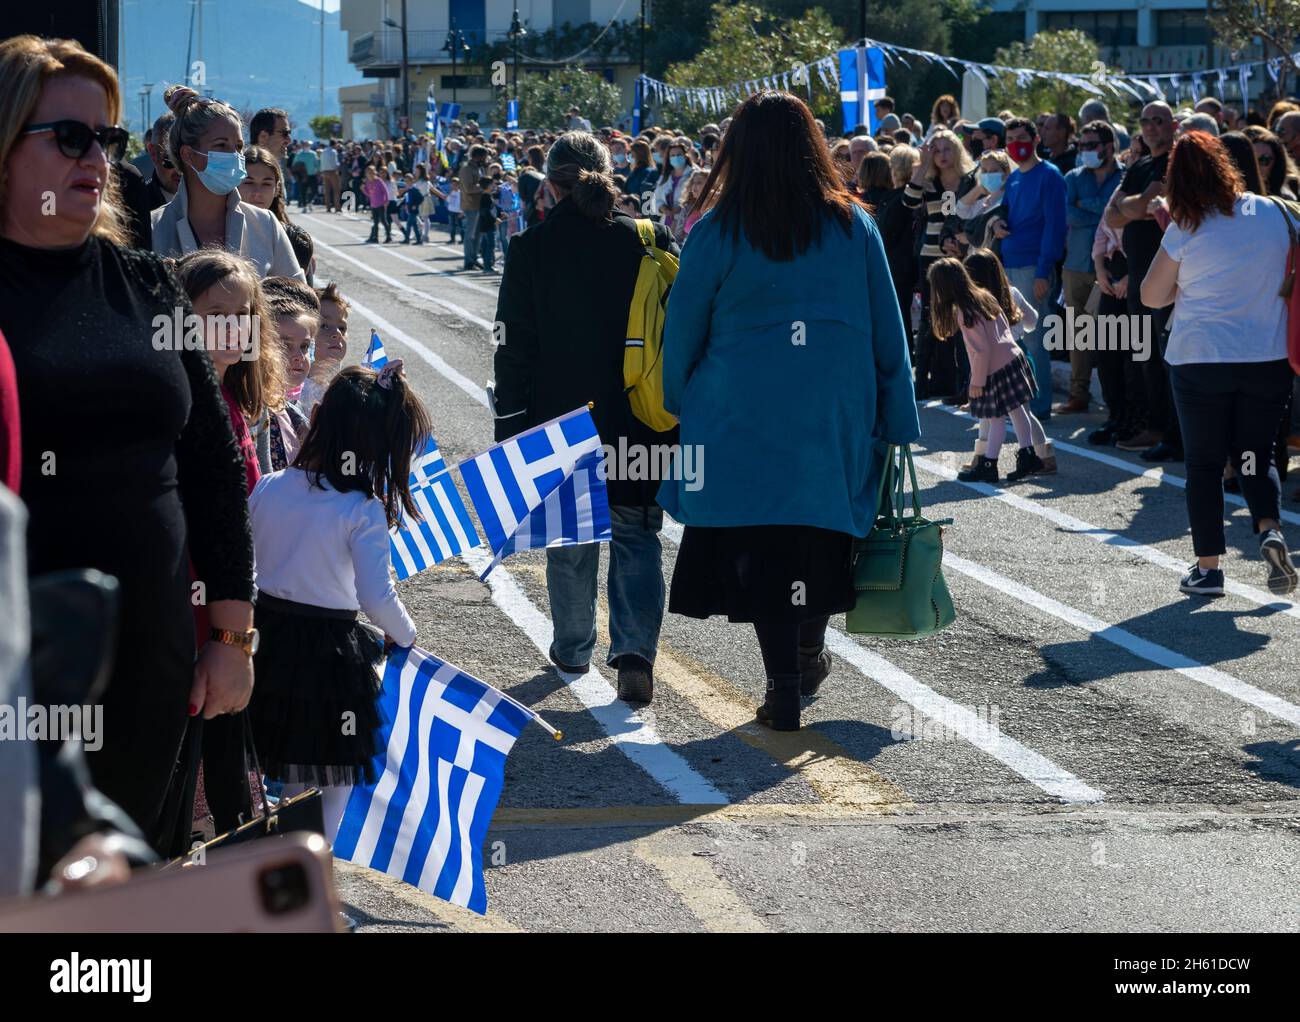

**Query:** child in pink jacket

left=927, top=257, right=1048, bottom=484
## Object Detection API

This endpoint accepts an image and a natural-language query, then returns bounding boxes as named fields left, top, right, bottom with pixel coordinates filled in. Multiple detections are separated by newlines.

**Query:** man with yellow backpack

left=492, top=132, right=680, bottom=704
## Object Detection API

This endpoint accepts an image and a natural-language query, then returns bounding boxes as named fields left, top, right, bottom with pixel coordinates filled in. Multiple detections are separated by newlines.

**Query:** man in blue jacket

left=993, top=117, right=1067, bottom=420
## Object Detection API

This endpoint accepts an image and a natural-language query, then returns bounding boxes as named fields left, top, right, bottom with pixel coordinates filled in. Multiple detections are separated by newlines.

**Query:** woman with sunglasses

left=1241, top=126, right=1298, bottom=200
left=0, top=35, right=255, bottom=848
left=151, top=85, right=304, bottom=281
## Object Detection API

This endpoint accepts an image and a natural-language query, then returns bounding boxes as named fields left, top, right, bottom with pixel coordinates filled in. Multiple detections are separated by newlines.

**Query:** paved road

left=294, top=210, right=1300, bottom=933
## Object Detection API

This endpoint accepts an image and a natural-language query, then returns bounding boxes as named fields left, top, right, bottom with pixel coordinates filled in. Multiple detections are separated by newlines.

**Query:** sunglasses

left=1139, top=116, right=1167, bottom=127
left=23, top=120, right=128, bottom=161
left=1078, top=141, right=1107, bottom=151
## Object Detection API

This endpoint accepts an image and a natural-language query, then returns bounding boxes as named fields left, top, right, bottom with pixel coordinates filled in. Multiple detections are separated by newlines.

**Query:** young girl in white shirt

left=247, top=360, right=431, bottom=839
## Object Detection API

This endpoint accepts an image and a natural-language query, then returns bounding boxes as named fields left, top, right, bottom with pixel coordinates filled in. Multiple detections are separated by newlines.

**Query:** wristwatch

left=210, top=627, right=260, bottom=657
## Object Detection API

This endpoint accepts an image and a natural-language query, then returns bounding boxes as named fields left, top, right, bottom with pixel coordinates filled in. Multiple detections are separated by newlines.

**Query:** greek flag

left=838, top=45, right=887, bottom=135
left=389, top=437, right=482, bottom=580
left=425, top=84, right=438, bottom=139
left=459, top=406, right=611, bottom=578
left=363, top=330, right=388, bottom=368
left=334, top=645, right=531, bottom=915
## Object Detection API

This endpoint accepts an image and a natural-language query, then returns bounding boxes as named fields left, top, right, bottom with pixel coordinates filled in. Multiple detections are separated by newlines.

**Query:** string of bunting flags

left=635, top=36, right=1300, bottom=114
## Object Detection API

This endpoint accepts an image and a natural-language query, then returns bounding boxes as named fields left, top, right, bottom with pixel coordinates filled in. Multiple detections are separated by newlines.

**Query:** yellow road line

left=334, top=861, right=524, bottom=933
left=631, top=834, right=770, bottom=933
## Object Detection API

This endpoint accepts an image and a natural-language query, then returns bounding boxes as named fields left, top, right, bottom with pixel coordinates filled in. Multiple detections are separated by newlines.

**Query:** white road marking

left=923, top=399, right=1300, bottom=528
left=944, top=550, right=1300, bottom=730
left=300, top=213, right=501, bottom=299
left=658, top=522, right=1104, bottom=804
left=912, top=453, right=1300, bottom=620
left=461, top=548, right=728, bottom=806
left=310, top=234, right=496, bottom=332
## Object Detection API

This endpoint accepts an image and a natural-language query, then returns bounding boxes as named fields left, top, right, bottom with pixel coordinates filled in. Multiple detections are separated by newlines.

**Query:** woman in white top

left=1141, top=130, right=1298, bottom=597
left=247, top=361, right=429, bottom=840
left=955, top=149, right=1013, bottom=250
left=151, top=86, right=304, bottom=280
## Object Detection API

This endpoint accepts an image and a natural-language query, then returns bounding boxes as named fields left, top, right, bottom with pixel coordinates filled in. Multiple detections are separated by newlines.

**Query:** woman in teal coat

left=660, top=91, right=920, bottom=732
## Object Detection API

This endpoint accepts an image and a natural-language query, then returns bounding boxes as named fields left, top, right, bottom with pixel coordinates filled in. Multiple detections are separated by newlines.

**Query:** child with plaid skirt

left=927, top=256, right=1049, bottom=483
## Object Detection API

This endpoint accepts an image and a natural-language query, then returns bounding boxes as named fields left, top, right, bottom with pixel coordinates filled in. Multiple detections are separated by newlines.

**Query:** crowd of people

left=0, top=31, right=1297, bottom=911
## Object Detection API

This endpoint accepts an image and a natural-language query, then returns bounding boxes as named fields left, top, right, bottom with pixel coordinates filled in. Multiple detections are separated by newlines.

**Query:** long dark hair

left=927, top=257, right=1003, bottom=339
left=962, top=248, right=1022, bottom=326
left=1218, top=131, right=1265, bottom=196
left=697, top=91, right=863, bottom=261
left=293, top=365, right=433, bottom=528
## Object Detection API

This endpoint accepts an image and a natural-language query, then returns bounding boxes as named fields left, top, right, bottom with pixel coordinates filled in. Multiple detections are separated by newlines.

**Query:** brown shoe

left=1116, top=430, right=1162, bottom=451
left=1052, top=398, right=1089, bottom=414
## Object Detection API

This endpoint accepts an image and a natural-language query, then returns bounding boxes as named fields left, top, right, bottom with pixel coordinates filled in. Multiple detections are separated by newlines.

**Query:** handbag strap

left=876, top=444, right=925, bottom=532
left=239, top=711, right=274, bottom=824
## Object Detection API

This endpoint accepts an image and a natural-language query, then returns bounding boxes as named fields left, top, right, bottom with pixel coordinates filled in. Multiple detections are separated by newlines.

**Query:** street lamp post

left=382, top=3, right=409, bottom=137
left=443, top=23, right=470, bottom=105
left=509, top=9, right=526, bottom=101
left=139, top=82, right=153, bottom=136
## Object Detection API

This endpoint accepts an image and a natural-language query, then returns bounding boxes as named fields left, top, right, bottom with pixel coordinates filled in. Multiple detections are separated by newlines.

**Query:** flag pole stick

left=496, top=688, right=562, bottom=740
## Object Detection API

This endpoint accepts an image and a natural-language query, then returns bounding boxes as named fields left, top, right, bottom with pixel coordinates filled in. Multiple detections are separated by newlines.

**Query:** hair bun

left=163, top=84, right=199, bottom=114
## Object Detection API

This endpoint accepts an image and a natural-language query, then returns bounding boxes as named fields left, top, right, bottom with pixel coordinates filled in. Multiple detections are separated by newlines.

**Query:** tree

left=1210, top=0, right=1300, bottom=100
left=987, top=30, right=1117, bottom=121
left=657, top=3, right=844, bottom=132
left=490, top=66, right=623, bottom=131
left=309, top=115, right=342, bottom=139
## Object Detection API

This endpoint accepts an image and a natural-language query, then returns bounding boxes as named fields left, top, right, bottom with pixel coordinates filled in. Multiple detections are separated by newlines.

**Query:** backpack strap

left=633, top=217, right=657, bottom=252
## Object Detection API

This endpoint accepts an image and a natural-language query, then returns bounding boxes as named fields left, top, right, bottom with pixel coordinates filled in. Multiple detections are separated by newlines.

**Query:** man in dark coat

left=493, top=132, right=679, bottom=703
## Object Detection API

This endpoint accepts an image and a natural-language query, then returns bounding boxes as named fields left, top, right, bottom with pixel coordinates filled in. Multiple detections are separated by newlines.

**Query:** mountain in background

left=120, top=0, right=363, bottom=136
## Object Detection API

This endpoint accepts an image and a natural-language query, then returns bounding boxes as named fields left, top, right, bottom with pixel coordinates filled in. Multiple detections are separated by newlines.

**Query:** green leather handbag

left=845, top=445, right=956, bottom=638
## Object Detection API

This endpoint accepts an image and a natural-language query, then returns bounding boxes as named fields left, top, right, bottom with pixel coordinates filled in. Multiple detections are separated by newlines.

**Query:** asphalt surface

left=293, top=209, right=1300, bottom=933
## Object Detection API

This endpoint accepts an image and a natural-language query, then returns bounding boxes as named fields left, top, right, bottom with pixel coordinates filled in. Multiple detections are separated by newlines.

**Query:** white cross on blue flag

left=389, top=436, right=482, bottom=579
left=838, top=45, right=887, bottom=135
left=333, top=645, right=532, bottom=915
left=459, top=406, right=611, bottom=578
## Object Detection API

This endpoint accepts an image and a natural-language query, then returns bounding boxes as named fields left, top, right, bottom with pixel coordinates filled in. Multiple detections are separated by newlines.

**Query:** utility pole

left=509, top=8, right=525, bottom=100
left=444, top=23, right=469, bottom=105
left=383, top=4, right=410, bottom=136
left=639, top=0, right=645, bottom=77
left=859, top=0, right=866, bottom=43
left=320, top=0, right=325, bottom=118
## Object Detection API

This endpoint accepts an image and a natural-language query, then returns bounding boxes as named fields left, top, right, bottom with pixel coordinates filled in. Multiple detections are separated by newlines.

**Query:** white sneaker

left=1259, top=530, right=1298, bottom=595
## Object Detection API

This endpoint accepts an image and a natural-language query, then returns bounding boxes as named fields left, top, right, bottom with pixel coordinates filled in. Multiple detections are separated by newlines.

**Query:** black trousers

left=1169, top=359, right=1292, bottom=557
left=1093, top=285, right=1148, bottom=431
left=1128, top=286, right=1178, bottom=443
left=915, top=271, right=958, bottom=397
left=753, top=616, right=831, bottom=678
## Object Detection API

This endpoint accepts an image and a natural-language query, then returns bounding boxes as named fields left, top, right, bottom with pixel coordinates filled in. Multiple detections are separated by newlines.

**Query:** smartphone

left=0, top=833, right=343, bottom=933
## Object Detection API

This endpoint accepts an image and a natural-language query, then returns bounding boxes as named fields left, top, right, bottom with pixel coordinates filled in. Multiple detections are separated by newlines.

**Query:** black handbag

left=162, top=717, right=325, bottom=868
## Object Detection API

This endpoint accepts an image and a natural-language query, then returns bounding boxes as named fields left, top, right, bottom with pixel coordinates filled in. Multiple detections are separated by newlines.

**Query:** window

left=1042, top=10, right=1137, bottom=47
left=1157, top=10, right=1208, bottom=46
left=450, top=0, right=486, bottom=45
left=553, top=0, right=592, bottom=27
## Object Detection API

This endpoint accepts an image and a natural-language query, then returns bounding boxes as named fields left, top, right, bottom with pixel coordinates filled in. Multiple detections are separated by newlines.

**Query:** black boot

left=957, top=454, right=999, bottom=483
left=798, top=644, right=831, bottom=697
left=756, top=673, right=802, bottom=731
left=1005, top=446, right=1045, bottom=482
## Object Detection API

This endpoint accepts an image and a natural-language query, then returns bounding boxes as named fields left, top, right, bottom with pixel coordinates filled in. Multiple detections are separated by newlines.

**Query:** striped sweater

left=901, top=172, right=977, bottom=263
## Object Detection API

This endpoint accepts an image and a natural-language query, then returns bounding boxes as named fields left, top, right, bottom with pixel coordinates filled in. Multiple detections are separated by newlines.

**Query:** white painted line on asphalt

left=943, top=550, right=1300, bottom=730
left=300, top=213, right=501, bottom=299
left=462, top=547, right=729, bottom=806
left=334, top=291, right=489, bottom=410
left=659, top=521, right=1104, bottom=804
left=310, top=234, right=496, bottom=332
left=912, top=453, right=1300, bottom=621
left=922, top=399, right=1300, bottom=528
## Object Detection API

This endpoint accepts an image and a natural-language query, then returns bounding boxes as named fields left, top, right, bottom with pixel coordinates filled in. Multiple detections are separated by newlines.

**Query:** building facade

left=339, top=0, right=641, bottom=137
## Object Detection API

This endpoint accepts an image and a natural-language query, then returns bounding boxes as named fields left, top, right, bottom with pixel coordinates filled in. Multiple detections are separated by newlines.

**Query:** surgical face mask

left=670, top=155, right=686, bottom=169
left=614, top=153, right=627, bottom=165
left=979, top=171, right=1005, bottom=192
left=1006, top=139, right=1035, bottom=163
left=1079, top=149, right=1103, bottom=169
left=652, top=152, right=663, bottom=166
left=189, top=148, right=247, bottom=195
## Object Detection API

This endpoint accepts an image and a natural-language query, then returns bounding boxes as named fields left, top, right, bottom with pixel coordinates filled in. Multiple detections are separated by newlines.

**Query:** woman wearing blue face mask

left=651, top=138, right=695, bottom=235
left=955, top=149, right=1013, bottom=252
left=152, top=86, right=304, bottom=281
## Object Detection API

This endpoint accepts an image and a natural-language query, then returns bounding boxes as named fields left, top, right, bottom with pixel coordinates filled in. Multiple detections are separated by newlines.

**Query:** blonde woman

left=152, top=85, right=304, bottom=280
left=902, top=127, right=977, bottom=398
left=0, top=35, right=255, bottom=845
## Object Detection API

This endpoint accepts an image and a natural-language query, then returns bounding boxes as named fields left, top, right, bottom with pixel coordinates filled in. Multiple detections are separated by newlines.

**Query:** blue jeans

left=546, top=505, right=665, bottom=669
left=1005, top=264, right=1057, bottom=419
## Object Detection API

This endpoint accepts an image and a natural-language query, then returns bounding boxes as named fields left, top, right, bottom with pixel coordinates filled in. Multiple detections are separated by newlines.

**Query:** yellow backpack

left=624, top=218, right=679, bottom=432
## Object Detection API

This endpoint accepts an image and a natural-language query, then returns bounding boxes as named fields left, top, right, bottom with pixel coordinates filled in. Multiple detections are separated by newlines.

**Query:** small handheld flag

left=363, top=330, right=389, bottom=369
left=389, top=436, right=482, bottom=579
left=334, top=646, right=555, bottom=915
left=459, top=407, right=611, bottom=578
